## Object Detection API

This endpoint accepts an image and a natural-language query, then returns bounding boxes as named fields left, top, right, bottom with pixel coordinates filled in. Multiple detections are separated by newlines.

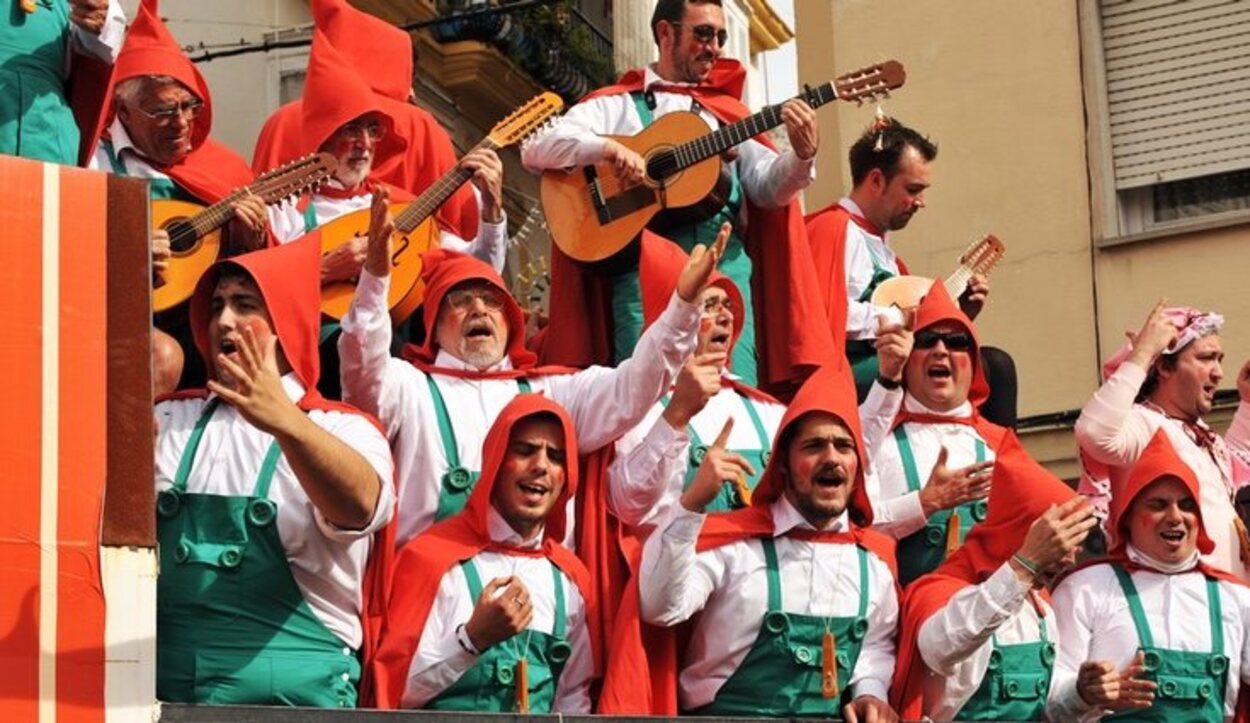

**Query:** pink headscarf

left=1101, top=306, right=1224, bottom=381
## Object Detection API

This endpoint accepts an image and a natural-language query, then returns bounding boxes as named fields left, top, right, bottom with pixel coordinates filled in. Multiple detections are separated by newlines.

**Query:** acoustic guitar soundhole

left=165, top=219, right=199, bottom=254
left=646, top=149, right=679, bottom=184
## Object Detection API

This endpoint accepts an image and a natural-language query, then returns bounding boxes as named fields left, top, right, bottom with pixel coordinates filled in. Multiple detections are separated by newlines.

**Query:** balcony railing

left=431, top=0, right=615, bottom=103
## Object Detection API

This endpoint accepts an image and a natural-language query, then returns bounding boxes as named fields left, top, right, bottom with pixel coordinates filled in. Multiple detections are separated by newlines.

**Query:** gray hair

left=113, top=75, right=188, bottom=108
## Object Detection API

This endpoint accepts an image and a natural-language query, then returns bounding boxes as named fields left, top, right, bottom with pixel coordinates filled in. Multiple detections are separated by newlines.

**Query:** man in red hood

left=636, top=365, right=900, bottom=720
left=371, top=395, right=597, bottom=712
left=339, top=194, right=724, bottom=550
left=521, top=0, right=835, bottom=397
left=890, top=433, right=1095, bottom=721
left=267, top=27, right=506, bottom=280
left=153, top=236, right=394, bottom=706
left=1048, top=431, right=1250, bottom=722
left=859, top=281, right=1006, bottom=587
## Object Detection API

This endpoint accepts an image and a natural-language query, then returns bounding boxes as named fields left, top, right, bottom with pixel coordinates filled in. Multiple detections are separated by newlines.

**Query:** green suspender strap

left=630, top=91, right=656, bottom=128
left=303, top=201, right=319, bottom=233
left=894, top=427, right=988, bottom=587
left=429, top=376, right=532, bottom=522
left=1107, top=565, right=1228, bottom=721
left=103, top=141, right=192, bottom=201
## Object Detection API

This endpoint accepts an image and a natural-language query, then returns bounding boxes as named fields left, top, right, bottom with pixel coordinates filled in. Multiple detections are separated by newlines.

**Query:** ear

left=657, top=19, right=679, bottom=49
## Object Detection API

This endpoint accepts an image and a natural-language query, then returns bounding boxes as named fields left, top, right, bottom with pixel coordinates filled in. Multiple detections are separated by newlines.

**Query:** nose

left=1212, top=361, right=1224, bottom=383
left=1162, top=503, right=1185, bottom=524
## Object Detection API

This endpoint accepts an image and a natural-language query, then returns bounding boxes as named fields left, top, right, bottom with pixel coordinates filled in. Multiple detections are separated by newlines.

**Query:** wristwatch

left=876, top=375, right=902, bottom=390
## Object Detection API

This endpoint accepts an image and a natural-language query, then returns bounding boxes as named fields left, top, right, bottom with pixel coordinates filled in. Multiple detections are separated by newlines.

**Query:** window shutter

left=1100, top=0, right=1250, bottom=189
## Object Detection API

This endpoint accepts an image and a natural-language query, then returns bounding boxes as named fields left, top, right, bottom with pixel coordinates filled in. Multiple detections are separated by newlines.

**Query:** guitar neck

left=394, top=141, right=492, bottom=233
left=186, top=191, right=247, bottom=238
left=671, top=82, right=838, bottom=171
left=944, top=265, right=975, bottom=299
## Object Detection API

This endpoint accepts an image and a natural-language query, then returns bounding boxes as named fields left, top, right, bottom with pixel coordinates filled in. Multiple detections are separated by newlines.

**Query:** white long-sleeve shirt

left=338, top=268, right=699, bottom=548
left=1075, top=360, right=1250, bottom=579
left=520, top=65, right=813, bottom=217
left=400, top=508, right=593, bottom=712
left=859, top=384, right=996, bottom=540
left=833, top=198, right=907, bottom=340
left=918, top=562, right=1056, bottom=720
left=1047, top=550, right=1250, bottom=722
left=639, top=498, right=898, bottom=710
left=268, top=186, right=509, bottom=272
left=154, top=374, right=395, bottom=649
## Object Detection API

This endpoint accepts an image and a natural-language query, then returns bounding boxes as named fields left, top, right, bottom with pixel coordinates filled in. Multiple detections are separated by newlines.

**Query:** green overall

left=428, top=558, right=571, bottom=712
left=894, top=425, right=988, bottom=587
left=156, top=400, right=360, bottom=707
left=0, top=0, right=80, bottom=164
left=954, top=614, right=1056, bottom=720
left=690, top=538, right=871, bottom=717
left=103, top=140, right=198, bottom=202
left=846, top=247, right=898, bottom=400
left=662, top=391, right=772, bottom=511
left=1107, top=565, right=1229, bottom=722
left=427, top=375, right=531, bottom=522
left=610, top=92, right=758, bottom=386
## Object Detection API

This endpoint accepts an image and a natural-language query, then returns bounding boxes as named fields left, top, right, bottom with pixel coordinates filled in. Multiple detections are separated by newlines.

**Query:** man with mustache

left=153, top=235, right=394, bottom=706
left=339, top=195, right=724, bottom=549
left=636, top=366, right=900, bottom=721
left=890, top=434, right=1095, bottom=721
left=1048, top=431, right=1250, bottom=721
left=1076, top=301, right=1250, bottom=579
left=522, top=0, right=836, bottom=396
left=858, top=282, right=1006, bottom=587
left=804, top=118, right=1016, bottom=428
left=370, top=395, right=597, bottom=712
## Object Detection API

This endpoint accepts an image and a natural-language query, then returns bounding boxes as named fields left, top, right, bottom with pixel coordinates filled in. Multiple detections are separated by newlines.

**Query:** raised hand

left=680, top=418, right=757, bottom=513
left=875, top=317, right=913, bottom=383
left=675, top=222, right=730, bottom=303
left=362, top=185, right=395, bottom=279
left=1125, top=298, right=1178, bottom=370
left=780, top=98, right=819, bottom=161
left=917, top=446, right=994, bottom=518
left=461, top=148, right=504, bottom=223
left=69, top=0, right=108, bottom=34
left=663, top=352, right=726, bottom=429
left=1077, top=652, right=1157, bottom=711
left=464, top=576, right=533, bottom=651
left=206, top=322, right=300, bottom=436
left=1012, top=496, right=1097, bottom=580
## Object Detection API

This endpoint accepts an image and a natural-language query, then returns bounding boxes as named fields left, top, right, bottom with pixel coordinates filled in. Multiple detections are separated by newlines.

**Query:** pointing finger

left=711, top=417, right=734, bottom=449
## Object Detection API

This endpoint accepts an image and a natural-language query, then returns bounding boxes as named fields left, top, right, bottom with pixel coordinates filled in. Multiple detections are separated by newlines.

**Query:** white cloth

left=639, top=497, right=899, bottom=710
left=918, top=562, right=1055, bottom=720
left=68, top=0, right=126, bottom=65
left=400, top=508, right=593, bottom=712
left=520, top=65, right=814, bottom=217
left=859, top=384, right=995, bottom=540
left=608, top=379, right=785, bottom=529
left=268, top=186, right=509, bottom=272
left=338, top=268, right=700, bottom=548
left=154, top=374, right=395, bottom=649
left=833, top=197, right=906, bottom=338
left=1075, top=360, right=1250, bottom=579
left=1047, top=554, right=1250, bottom=721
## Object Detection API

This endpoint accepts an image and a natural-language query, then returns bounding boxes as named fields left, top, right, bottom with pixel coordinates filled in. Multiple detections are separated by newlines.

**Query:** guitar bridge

left=584, top=166, right=614, bottom=225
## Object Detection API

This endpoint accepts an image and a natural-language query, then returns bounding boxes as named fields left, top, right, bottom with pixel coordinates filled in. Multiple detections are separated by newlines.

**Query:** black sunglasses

left=914, top=329, right=974, bottom=351
left=675, top=22, right=729, bottom=47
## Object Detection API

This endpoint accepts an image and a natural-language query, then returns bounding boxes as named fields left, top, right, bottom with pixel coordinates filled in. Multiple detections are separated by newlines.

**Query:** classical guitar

left=539, top=60, right=906, bottom=263
left=319, top=91, right=565, bottom=323
left=152, top=152, right=337, bottom=312
left=869, top=234, right=1005, bottom=313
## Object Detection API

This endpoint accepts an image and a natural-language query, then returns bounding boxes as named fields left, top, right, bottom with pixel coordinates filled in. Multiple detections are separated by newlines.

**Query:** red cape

left=250, top=0, right=477, bottom=238
left=541, top=59, right=840, bottom=400
left=889, top=431, right=1077, bottom=718
left=87, top=0, right=252, bottom=203
left=597, top=364, right=894, bottom=713
left=369, top=394, right=600, bottom=708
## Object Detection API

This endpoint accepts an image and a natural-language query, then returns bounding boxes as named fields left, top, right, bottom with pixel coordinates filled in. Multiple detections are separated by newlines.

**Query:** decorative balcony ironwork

left=431, top=0, right=615, bottom=103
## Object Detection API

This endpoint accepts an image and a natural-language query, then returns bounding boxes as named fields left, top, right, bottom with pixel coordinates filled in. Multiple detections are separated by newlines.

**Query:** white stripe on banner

left=39, top=162, right=59, bottom=723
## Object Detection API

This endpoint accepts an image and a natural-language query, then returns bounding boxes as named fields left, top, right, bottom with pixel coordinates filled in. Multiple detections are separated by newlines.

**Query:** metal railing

left=431, top=0, right=616, bottom=102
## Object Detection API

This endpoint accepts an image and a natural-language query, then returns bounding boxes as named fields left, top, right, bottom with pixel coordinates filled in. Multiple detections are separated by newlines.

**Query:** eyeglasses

left=446, top=286, right=506, bottom=310
left=914, top=329, right=974, bottom=352
left=338, top=120, right=386, bottom=141
left=675, top=22, right=728, bottom=47
left=701, top=296, right=734, bottom=314
left=134, top=98, right=204, bottom=123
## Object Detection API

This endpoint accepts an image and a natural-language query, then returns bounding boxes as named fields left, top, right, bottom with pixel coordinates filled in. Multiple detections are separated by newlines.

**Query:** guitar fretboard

left=394, top=140, right=496, bottom=233
left=944, top=266, right=975, bottom=299
left=668, top=82, right=839, bottom=172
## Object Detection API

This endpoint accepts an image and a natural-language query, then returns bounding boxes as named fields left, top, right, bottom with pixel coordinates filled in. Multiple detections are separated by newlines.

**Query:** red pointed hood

left=313, top=0, right=413, bottom=102
left=638, top=232, right=744, bottom=354
left=1107, top=429, right=1215, bottom=556
left=751, top=364, right=873, bottom=525
left=911, top=280, right=990, bottom=407
left=301, top=29, right=405, bottom=164
left=401, top=249, right=536, bottom=369
left=188, top=234, right=323, bottom=393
